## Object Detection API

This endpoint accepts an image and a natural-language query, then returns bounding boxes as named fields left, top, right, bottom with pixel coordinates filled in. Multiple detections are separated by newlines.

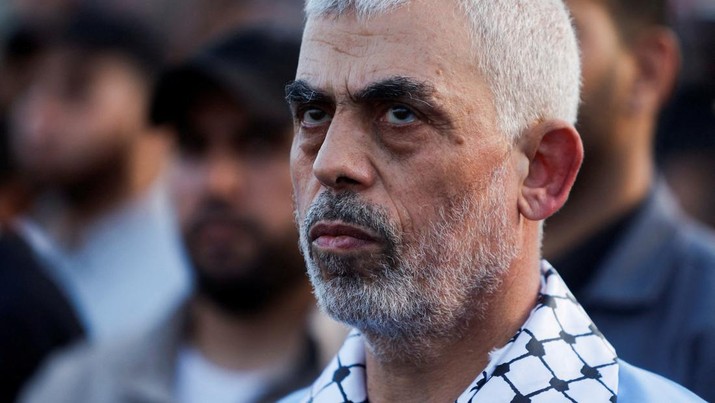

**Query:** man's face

left=567, top=0, right=637, bottom=158
left=10, top=48, right=148, bottom=186
left=290, top=0, right=520, bottom=342
left=172, top=90, right=304, bottom=313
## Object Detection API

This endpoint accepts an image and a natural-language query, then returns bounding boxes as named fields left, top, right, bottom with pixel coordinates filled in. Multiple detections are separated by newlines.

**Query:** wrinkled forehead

left=297, top=1, right=477, bottom=96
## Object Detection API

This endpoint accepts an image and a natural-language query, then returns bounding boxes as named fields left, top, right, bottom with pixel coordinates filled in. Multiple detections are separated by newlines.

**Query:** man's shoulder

left=19, top=340, right=115, bottom=403
left=613, top=186, right=715, bottom=308
left=618, top=360, right=706, bottom=402
left=19, top=311, right=183, bottom=403
left=0, top=230, right=83, bottom=342
left=673, top=217, right=715, bottom=267
left=664, top=216, right=715, bottom=313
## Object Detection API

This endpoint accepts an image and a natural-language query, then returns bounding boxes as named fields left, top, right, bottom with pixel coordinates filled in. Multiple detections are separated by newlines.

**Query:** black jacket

left=0, top=229, right=84, bottom=402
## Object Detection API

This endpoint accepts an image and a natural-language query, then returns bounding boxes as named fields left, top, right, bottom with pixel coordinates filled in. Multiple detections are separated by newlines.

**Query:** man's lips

left=309, top=222, right=381, bottom=250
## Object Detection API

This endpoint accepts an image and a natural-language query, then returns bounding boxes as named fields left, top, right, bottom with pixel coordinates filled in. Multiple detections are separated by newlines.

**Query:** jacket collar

left=119, top=305, right=186, bottom=403
left=116, top=303, right=322, bottom=402
left=580, top=181, right=684, bottom=309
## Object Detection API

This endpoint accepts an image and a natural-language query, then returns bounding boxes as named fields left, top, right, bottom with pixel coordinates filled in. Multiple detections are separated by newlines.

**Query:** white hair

left=304, top=0, right=580, bottom=142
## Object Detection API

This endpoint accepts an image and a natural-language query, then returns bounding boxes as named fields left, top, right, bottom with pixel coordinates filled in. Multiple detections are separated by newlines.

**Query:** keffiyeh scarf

left=300, top=261, right=619, bottom=402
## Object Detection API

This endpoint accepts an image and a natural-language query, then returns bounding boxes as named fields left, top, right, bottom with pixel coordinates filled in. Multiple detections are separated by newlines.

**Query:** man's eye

left=301, top=108, right=331, bottom=126
left=385, top=105, right=417, bottom=125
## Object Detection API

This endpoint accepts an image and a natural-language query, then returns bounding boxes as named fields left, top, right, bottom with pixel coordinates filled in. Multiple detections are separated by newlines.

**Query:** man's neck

left=364, top=255, right=542, bottom=402
left=543, top=124, right=653, bottom=260
left=188, top=281, right=314, bottom=374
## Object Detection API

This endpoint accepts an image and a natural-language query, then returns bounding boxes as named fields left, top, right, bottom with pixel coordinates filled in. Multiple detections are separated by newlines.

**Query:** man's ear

left=517, top=120, right=583, bottom=221
left=629, top=27, right=681, bottom=113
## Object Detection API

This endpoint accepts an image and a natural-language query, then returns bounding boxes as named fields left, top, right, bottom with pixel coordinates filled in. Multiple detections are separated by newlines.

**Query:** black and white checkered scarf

left=299, top=261, right=619, bottom=402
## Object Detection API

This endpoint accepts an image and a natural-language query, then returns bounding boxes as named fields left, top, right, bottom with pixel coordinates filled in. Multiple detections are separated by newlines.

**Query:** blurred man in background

left=1, top=9, right=183, bottom=401
left=20, top=27, right=343, bottom=403
left=0, top=19, right=85, bottom=403
left=0, top=21, right=46, bottom=224
left=657, top=2, right=715, bottom=228
left=6, top=9, right=190, bottom=341
left=544, top=0, right=715, bottom=399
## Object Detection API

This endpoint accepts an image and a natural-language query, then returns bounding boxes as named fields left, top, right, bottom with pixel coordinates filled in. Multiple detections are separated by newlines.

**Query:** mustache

left=303, top=191, right=398, bottom=246
left=187, top=199, right=262, bottom=235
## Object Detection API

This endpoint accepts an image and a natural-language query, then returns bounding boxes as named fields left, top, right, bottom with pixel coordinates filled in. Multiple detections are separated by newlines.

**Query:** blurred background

left=2, top=0, right=712, bottom=228
left=1, top=0, right=307, bottom=227
left=657, top=0, right=715, bottom=227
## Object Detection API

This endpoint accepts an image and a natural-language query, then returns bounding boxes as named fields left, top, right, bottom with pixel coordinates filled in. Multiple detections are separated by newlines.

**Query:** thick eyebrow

left=351, top=76, right=435, bottom=107
left=285, top=80, right=333, bottom=106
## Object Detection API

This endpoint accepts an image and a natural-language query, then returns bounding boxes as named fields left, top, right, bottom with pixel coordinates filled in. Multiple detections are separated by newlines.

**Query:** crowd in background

left=0, top=0, right=713, bottom=402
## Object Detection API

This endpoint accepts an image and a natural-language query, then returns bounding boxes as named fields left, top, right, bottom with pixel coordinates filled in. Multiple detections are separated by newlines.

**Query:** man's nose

left=205, top=154, right=245, bottom=200
left=312, top=115, right=375, bottom=191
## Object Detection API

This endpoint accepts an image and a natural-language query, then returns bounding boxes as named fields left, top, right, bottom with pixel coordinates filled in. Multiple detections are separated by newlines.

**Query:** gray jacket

left=19, top=307, right=320, bottom=403
left=580, top=182, right=715, bottom=402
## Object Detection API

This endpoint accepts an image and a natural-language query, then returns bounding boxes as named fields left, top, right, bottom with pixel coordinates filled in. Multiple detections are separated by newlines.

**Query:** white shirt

left=175, top=345, right=278, bottom=403
left=17, top=179, right=192, bottom=340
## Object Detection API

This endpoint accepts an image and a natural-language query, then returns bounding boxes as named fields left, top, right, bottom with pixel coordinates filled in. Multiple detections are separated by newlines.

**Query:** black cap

left=150, top=27, right=301, bottom=129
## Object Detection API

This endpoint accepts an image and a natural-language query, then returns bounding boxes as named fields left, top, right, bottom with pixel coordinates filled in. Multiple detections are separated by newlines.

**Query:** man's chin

left=194, top=265, right=301, bottom=315
left=192, top=257, right=257, bottom=279
left=311, top=248, right=392, bottom=280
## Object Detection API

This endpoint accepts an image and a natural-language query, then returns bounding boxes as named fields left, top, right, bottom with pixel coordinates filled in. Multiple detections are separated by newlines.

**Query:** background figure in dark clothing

left=6, top=8, right=190, bottom=341
left=656, top=8, right=715, bottom=228
left=0, top=230, right=83, bottom=402
left=545, top=0, right=715, bottom=400
left=0, top=9, right=190, bottom=400
left=0, top=21, right=83, bottom=403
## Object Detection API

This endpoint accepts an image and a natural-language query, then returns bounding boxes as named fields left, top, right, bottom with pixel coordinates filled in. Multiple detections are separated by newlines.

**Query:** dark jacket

left=0, top=229, right=84, bottom=402
left=580, top=182, right=715, bottom=402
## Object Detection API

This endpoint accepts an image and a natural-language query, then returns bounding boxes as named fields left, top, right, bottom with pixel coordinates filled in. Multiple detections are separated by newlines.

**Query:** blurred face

left=10, top=48, right=148, bottom=186
left=172, top=90, right=303, bottom=314
left=289, top=0, right=520, bottom=344
left=567, top=0, right=637, bottom=158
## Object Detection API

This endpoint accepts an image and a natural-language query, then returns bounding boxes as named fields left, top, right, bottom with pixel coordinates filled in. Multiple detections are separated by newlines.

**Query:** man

left=544, top=0, right=715, bottom=400
left=1, top=10, right=186, bottom=400
left=0, top=22, right=83, bottom=403
left=7, top=9, right=190, bottom=340
left=20, top=28, right=342, bottom=403
left=658, top=10, right=715, bottom=228
left=282, top=0, right=703, bottom=401
left=0, top=230, right=83, bottom=402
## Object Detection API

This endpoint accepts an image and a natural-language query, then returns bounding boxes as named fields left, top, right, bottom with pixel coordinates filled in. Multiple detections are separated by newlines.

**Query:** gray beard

left=297, top=163, right=517, bottom=362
